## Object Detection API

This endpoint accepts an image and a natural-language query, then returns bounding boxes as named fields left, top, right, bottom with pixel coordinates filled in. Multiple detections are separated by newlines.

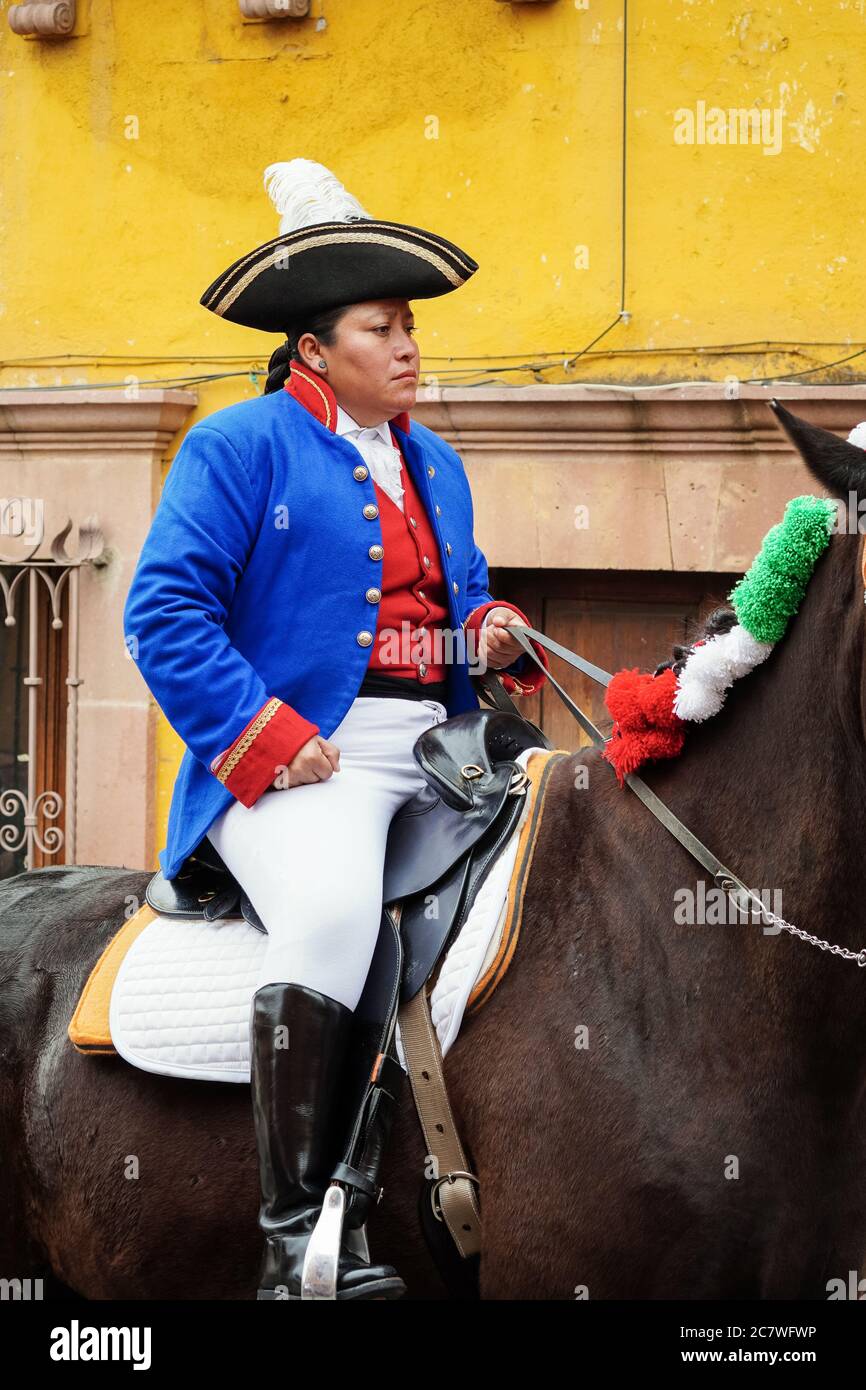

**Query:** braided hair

left=264, top=303, right=353, bottom=394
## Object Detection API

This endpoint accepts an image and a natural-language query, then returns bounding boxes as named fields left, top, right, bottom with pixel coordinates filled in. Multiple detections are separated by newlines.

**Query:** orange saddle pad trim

left=67, top=901, right=157, bottom=1055
left=465, top=747, right=568, bottom=1016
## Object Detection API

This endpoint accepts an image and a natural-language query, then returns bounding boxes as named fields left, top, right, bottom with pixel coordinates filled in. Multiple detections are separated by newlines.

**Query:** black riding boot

left=250, top=981, right=406, bottom=1300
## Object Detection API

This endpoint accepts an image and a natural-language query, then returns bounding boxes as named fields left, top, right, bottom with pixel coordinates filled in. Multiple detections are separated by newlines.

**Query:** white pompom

left=263, top=159, right=372, bottom=235
left=673, top=626, right=774, bottom=722
left=847, top=421, right=866, bottom=450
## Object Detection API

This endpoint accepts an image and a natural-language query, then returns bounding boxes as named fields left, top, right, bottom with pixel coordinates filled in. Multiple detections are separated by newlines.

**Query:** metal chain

left=754, top=907, right=866, bottom=968
left=718, top=878, right=866, bottom=968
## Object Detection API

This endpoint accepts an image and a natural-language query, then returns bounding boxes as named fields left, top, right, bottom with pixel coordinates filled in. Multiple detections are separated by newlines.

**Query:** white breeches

left=206, top=696, right=448, bottom=1011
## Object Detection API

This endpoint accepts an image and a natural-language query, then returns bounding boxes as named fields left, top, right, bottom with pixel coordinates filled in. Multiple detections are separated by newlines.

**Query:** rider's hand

left=479, top=608, right=527, bottom=670
left=271, top=734, right=340, bottom=790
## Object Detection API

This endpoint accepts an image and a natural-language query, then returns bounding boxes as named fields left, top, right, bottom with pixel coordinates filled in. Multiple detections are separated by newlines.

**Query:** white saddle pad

left=109, top=748, right=542, bottom=1083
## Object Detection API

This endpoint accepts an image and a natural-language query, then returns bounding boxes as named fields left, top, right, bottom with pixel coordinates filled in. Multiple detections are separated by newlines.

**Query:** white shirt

left=336, top=405, right=406, bottom=512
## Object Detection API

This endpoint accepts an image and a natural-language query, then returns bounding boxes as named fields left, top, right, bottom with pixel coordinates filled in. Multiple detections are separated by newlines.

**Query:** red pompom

left=602, top=667, right=686, bottom=784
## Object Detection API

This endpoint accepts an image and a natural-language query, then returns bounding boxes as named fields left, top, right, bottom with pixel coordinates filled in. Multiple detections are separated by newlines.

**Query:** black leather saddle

left=145, top=836, right=267, bottom=932
left=383, top=708, right=551, bottom=998
left=383, top=708, right=549, bottom=899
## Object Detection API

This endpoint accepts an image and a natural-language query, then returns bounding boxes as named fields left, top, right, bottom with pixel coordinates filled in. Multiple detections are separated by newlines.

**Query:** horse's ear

left=769, top=398, right=866, bottom=500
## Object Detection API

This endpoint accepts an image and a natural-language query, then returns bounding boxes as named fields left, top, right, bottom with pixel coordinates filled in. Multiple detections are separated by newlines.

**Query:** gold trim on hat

left=202, top=220, right=476, bottom=307
left=202, top=223, right=474, bottom=316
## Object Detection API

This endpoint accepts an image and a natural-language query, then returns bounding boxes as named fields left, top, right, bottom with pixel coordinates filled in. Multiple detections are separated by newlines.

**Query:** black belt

left=356, top=670, right=449, bottom=703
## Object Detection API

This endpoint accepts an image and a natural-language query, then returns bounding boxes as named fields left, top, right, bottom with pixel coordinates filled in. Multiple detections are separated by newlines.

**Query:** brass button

left=435, top=505, right=442, bottom=516
left=356, top=630, right=374, bottom=646
left=353, top=464, right=369, bottom=481
left=363, top=503, right=379, bottom=520
left=423, top=555, right=431, bottom=566
left=409, top=516, right=417, bottom=527
left=445, top=542, right=452, bottom=555
left=452, top=581, right=459, bottom=594
left=427, top=465, right=435, bottom=477
left=368, top=544, right=384, bottom=560
left=419, top=662, right=428, bottom=676
left=418, top=590, right=426, bottom=600
left=365, top=587, right=381, bottom=603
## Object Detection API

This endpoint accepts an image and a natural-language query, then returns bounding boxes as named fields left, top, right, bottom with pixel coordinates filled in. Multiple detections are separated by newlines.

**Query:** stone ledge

left=0, top=389, right=198, bottom=454
left=412, top=384, right=866, bottom=455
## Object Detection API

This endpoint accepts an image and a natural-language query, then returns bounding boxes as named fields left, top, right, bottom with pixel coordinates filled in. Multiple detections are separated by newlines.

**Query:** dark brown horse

left=2, top=402, right=865, bottom=1300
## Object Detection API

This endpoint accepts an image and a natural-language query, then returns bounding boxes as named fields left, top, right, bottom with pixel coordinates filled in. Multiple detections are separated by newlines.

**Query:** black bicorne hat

left=199, top=159, right=479, bottom=333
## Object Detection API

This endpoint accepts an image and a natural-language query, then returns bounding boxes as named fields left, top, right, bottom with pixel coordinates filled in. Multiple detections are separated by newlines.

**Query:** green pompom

left=728, top=495, right=836, bottom=644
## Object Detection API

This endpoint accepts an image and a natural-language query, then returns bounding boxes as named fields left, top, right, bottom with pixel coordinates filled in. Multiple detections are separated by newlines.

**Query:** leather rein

left=475, top=623, right=866, bottom=970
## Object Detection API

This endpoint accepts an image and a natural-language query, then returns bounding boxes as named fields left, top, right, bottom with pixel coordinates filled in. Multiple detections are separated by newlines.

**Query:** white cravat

left=336, top=405, right=406, bottom=512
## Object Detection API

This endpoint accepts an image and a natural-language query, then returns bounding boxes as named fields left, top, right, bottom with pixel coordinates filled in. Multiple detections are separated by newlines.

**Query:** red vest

left=367, top=441, right=451, bottom=681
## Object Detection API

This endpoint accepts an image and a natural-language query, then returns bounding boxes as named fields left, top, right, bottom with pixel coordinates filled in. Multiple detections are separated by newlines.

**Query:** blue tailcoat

left=123, top=389, right=521, bottom=878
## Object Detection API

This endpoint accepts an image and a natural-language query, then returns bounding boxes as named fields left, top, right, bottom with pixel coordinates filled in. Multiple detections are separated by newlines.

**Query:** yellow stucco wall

left=3, top=0, right=863, bottom=863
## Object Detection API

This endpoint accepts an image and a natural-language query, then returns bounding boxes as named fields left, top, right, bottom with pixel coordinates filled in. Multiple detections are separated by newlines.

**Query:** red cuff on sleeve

left=209, top=697, right=321, bottom=807
left=462, top=601, right=549, bottom=697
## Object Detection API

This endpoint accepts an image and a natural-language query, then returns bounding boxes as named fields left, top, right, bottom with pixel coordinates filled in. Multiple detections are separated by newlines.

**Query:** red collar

left=283, top=361, right=411, bottom=435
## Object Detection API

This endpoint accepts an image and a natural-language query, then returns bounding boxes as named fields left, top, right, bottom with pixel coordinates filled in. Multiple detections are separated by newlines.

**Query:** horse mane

left=652, top=604, right=738, bottom=678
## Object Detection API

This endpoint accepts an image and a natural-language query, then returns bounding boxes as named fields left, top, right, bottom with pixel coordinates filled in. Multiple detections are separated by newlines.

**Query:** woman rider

left=123, top=159, right=549, bottom=1300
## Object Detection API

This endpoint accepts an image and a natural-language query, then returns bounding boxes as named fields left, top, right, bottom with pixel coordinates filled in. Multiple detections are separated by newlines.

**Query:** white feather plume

left=847, top=421, right=866, bottom=450
left=262, top=159, right=372, bottom=235
left=673, top=625, right=774, bottom=722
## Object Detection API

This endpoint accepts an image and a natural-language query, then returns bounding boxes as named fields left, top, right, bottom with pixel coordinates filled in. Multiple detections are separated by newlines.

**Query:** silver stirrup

left=301, top=1184, right=346, bottom=1300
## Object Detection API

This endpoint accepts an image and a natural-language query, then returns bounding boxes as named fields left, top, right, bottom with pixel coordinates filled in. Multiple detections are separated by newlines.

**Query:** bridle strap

left=471, top=631, right=611, bottom=750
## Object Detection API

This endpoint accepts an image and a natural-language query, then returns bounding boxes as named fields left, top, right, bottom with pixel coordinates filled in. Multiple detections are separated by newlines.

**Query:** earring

left=318, top=359, right=327, bottom=370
